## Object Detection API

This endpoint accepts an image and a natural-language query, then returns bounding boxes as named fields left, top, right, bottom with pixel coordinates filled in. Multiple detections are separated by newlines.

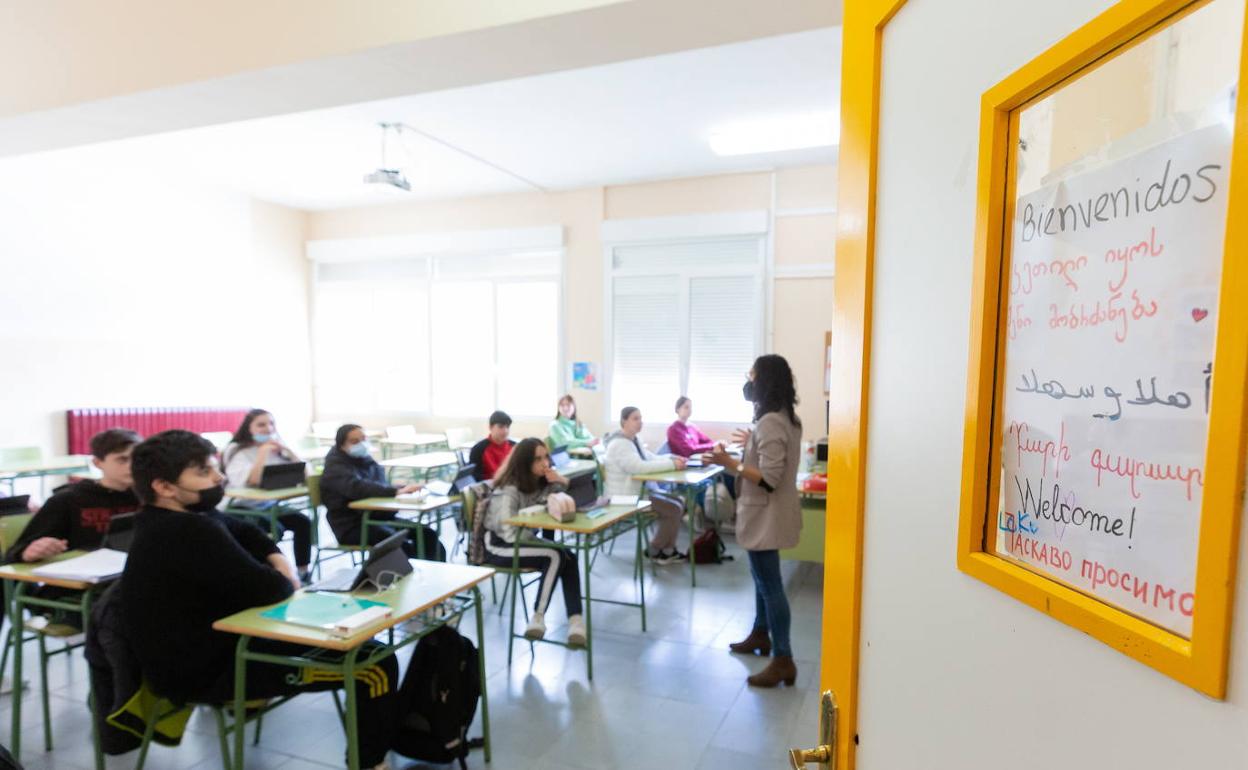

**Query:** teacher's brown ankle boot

left=747, top=656, right=797, bottom=688
left=728, top=628, right=772, bottom=656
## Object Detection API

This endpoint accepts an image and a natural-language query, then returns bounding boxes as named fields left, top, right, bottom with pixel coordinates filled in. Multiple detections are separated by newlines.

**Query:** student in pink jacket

left=666, top=397, right=714, bottom=457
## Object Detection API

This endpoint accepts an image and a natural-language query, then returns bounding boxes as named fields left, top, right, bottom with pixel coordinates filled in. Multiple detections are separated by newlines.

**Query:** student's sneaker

left=654, top=549, right=688, bottom=565
left=524, top=612, right=547, bottom=641
left=298, top=568, right=314, bottom=585
left=567, top=614, right=587, bottom=648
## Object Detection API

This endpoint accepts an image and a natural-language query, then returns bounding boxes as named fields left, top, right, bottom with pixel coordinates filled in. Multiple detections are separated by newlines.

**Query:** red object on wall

left=66, top=408, right=251, bottom=454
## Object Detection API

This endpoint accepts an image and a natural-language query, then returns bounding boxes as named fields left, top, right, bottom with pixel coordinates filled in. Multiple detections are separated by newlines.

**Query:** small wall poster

left=572, top=362, right=598, bottom=390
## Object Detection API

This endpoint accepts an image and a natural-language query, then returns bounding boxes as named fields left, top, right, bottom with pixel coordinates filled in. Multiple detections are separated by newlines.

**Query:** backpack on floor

left=394, top=625, right=482, bottom=770
left=692, top=528, right=733, bottom=564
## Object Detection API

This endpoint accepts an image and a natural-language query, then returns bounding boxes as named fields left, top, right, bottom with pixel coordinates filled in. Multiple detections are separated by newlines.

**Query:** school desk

left=502, top=501, right=653, bottom=680
left=224, top=486, right=314, bottom=546
left=631, top=466, right=725, bottom=587
left=379, top=451, right=459, bottom=484
left=213, top=560, right=494, bottom=770
left=378, top=434, right=448, bottom=460
left=347, top=495, right=460, bottom=559
left=0, top=455, right=93, bottom=496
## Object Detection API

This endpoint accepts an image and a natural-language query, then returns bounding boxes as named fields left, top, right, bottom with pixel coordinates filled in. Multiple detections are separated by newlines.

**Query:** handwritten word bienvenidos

left=1048, top=288, right=1158, bottom=343
left=1020, top=159, right=1223, bottom=243
left=1106, top=226, right=1164, bottom=293
left=1007, top=421, right=1070, bottom=478
left=1011, top=255, right=1088, bottom=295
left=1014, top=474, right=1136, bottom=540
left=1089, top=448, right=1204, bottom=501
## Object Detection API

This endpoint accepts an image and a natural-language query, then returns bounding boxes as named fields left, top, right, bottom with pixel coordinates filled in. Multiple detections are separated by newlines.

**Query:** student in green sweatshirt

left=547, top=394, right=598, bottom=450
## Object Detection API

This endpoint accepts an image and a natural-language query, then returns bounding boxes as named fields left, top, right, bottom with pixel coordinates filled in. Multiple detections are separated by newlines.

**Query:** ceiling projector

left=363, top=168, right=411, bottom=192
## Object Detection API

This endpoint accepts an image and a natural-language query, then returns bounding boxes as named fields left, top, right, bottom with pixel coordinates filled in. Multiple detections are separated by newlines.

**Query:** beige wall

left=308, top=164, right=836, bottom=446
left=0, top=148, right=312, bottom=498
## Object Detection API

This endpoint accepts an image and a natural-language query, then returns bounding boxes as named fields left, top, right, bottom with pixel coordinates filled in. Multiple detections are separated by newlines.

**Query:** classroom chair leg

left=489, top=574, right=498, bottom=605
left=212, top=707, right=233, bottom=770
left=330, top=690, right=345, bottom=728
left=253, top=710, right=264, bottom=746
left=507, top=574, right=518, bottom=666
left=134, top=698, right=160, bottom=770
left=38, top=635, right=52, bottom=751
left=496, top=573, right=513, bottom=617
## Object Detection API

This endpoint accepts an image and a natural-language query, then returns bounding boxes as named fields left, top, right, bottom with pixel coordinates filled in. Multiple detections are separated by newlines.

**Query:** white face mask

left=347, top=441, right=371, bottom=458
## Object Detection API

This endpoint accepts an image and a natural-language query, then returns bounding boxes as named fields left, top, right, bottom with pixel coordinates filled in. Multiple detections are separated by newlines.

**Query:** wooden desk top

left=349, top=495, right=459, bottom=514
left=504, top=502, right=652, bottom=535
left=0, top=455, right=93, bottom=476
left=212, top=560, right=495, bottom=651
left=631, top=466, right=724, bottom=485
left=0, top=550, right=98, bottom=590
left=380, top=452, right=459, bottom=470
left=226, top=486, right=309, bottom=502
left=378, top=434, right=446, bottom=447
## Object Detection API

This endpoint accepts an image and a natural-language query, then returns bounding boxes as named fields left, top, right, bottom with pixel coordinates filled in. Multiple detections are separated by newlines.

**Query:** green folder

left=261, top=592, right=389, bottom=630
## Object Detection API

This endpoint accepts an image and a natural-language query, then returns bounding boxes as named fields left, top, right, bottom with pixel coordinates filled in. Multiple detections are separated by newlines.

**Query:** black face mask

left=742, top=380, right=756, bottom=402
left=181, top=484, right=225, bottom=513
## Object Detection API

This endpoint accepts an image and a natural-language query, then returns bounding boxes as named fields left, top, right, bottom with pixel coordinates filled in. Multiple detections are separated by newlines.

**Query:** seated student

left=668, top=396, right=735, bottom=499
left=603, top=406, right=688, bottom=564
left=121, top=430, right=399, bottom=770
left=468, top=411, right=516, bottom=482
left=6, top=428, right=141, bottom=564
left=221, top=409, right=314, bottom=582
left=547, top=394, right=598, bottom=450
left=321, top=424, right=446, bottom=561
left=482, top=438, right=586, bottom=645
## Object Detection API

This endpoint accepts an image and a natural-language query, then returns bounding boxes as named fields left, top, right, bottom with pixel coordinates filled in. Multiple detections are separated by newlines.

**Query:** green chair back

left=0, top=446, right=41, bottom=466
left=0, top=513, right=33, bottom=554
left=307, top=474, right=322, bottom=509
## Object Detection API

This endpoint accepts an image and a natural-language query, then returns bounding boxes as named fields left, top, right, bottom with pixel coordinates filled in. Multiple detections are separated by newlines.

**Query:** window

left=313, top=249, right=560, bottom=419
left=608, top=237, right=763, bottom=424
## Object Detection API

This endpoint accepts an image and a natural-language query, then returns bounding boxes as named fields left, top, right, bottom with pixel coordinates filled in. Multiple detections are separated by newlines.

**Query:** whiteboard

left=996, top=124, right=1233, bottom=637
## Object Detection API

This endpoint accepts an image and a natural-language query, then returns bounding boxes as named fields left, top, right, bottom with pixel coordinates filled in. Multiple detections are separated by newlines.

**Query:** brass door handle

left=789, top=690, right=837, bottom=769
left=790, top=745, right=833, bottom=769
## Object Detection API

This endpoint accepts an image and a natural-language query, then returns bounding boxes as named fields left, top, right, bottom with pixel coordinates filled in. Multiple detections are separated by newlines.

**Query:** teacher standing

left=707, top=354, right=802, bottom=688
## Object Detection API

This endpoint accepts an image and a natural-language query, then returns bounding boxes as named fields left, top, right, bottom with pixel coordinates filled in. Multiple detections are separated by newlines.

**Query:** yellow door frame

left=821, top=1, right=908, bottom=768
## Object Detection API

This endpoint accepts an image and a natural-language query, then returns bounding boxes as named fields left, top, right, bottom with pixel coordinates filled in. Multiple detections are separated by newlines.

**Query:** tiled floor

left=0, top=526, right=825, bottom=769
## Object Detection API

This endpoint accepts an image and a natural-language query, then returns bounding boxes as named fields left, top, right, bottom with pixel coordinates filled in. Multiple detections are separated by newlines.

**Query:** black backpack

left=394, top=625, right=481, bottom=769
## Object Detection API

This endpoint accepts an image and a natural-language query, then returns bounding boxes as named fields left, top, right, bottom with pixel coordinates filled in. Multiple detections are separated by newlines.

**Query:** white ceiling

left=19, top=28, right=840, bottom=211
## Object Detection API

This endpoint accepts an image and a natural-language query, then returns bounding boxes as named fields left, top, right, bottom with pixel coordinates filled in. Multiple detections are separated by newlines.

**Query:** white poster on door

left=996, top=123, right=1232, bottom=637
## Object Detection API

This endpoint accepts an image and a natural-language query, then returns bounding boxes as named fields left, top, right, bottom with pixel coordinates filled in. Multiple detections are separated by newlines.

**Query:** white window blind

left=608, top=236, right=762, bottom=425
left=313, top=249, right=560, bottom=420
left=688, top=276, right=757, bottom=422
left=611, top=275, right=681, bottom=421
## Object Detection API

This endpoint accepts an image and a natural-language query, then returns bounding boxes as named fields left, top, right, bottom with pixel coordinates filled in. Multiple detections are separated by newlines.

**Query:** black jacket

left=120, top=506, right=291, bottom=703
left=320, top=446, right=398, bottom=537
left=5, top=480, right=139, bottom=563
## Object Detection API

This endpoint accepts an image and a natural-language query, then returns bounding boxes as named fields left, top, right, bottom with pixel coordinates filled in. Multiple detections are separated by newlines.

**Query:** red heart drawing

left=1192, top=308, right=1209, bottom=322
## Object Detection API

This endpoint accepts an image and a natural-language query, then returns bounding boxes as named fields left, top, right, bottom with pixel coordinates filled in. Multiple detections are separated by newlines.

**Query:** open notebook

left=31, top=549, right=127, bottom=583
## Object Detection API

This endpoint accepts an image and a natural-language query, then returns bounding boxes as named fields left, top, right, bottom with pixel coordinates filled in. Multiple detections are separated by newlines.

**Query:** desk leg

left=10, top=583, right=23, bottom=761
left=81, top=592, right=104, bottom=770
left=343, top=648, right=361, bottom=770
left=472, top=587, right=491, bottom=763
left=635, top=512, right=647, bottom=633
left=687, top=486, right=698, bottom=588
left=232, top=636, right=248, bottom=770
left=507, top=540, right=519, bottom=666
left=579, top=533, right=592, bottom=681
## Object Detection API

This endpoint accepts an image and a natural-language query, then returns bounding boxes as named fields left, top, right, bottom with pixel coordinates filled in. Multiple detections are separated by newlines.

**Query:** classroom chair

left=0, top=512, right=96, bottom=755
left=199, top=432, right=233, bottom=452
left=460, top=485, right=539, bottom=624
left=132, top=684, right=279, bottom=770
left=307, top=474, right=365, bottom=578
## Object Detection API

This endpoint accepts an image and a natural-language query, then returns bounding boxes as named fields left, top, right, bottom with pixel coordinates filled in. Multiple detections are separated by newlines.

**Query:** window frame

left=601, top=212, right=770, bottom=426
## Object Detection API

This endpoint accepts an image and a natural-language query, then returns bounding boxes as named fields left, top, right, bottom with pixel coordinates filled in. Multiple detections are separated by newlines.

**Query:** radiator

left=66, top=407, right=251, bottom=454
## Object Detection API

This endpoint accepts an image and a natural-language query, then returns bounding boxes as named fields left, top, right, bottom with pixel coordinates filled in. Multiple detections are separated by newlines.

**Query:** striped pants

left=202, top=638, right=399, bottom=767
left=483, top=531, right=583, bottom=617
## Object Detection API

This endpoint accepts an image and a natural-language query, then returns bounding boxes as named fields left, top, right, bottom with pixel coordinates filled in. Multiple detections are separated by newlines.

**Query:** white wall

left=857, top=1, right=1248, bottom=768
left=0, top=145, right=312, bottom=495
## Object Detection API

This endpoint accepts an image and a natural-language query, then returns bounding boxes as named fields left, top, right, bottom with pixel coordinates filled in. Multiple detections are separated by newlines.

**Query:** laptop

left=549, top=445, right=572, bottom=469
left=308, top=530, right=413, bottom=593
left=425, top=464, right=478, bottom=498
left=259, top=461, right=307, bottom=490
left=685, top=456, right=705, bottom=468
left=101, top=512, right=137, bottom=553
left=0, top=495, right=30, bottom=515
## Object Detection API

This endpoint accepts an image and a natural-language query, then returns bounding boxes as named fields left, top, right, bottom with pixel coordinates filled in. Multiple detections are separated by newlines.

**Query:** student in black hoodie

left=5, top=428, right=142, bottom=564
left=121, top=430, right=399, bottom=770
left=321, top=424, right=446, bottom=561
